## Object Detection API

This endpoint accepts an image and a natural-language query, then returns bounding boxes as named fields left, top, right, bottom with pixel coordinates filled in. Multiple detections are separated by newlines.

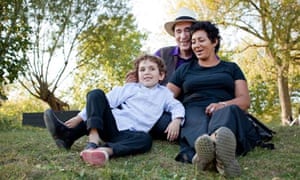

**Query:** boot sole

left=80, top=149, right=108, bottom=166
left=215, top=127, right=241, bottom=177
left=193, top=134, right=215, bottom=170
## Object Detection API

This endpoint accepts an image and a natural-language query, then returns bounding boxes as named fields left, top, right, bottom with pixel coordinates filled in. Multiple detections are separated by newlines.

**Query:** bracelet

left=218, top=102, right=227, bottom=107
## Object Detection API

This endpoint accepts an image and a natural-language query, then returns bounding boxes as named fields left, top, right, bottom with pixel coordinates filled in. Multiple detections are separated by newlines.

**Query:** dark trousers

left=150, top=111, right=172, bottom=140
left=73, top=109, right=172, bottom=142
left=71, top=89, right=152, bottom=157
left=176, top=105, right=260, bottom=163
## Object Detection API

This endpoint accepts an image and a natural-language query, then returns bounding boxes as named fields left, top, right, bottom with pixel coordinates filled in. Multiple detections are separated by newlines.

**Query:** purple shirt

left=154, top=46, right=193, bottom=69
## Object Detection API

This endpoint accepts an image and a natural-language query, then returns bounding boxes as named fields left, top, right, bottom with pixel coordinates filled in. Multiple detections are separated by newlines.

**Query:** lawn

left=0, top=125, right=299, bottom=179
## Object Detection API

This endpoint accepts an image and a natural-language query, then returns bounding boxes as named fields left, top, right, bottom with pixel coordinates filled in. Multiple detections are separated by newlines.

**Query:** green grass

left=0, top=125, right=299, bottom=180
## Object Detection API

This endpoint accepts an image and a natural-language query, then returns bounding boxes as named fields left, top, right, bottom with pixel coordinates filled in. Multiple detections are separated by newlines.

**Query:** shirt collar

left=138, top=83, right=160, bottom=90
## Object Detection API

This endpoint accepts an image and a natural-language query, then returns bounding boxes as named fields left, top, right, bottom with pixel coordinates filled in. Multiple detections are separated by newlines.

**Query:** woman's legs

left=214, top=127, right=241, bottom=177
left=208, top=105, right=260, bottom=156
left=176, top=106, right=209, bottom=163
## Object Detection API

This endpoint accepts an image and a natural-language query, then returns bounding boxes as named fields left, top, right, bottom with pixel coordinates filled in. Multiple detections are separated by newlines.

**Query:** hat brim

left=164, top=19, right=196, bottom=36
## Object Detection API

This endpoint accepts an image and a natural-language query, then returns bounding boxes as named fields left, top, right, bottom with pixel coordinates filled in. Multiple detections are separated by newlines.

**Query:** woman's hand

left=205, top=102, right=227, bottom=115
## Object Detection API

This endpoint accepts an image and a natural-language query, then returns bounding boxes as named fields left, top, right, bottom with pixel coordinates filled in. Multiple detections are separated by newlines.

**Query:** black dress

left=170, top=60, right=261, bottom=163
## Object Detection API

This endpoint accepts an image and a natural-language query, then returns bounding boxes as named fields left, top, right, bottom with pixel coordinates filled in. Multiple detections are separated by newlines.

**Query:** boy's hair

left=133, top=54, right=167, bottom=76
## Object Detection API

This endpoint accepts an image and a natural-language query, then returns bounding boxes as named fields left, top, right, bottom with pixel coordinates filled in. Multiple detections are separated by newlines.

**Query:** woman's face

left=191, top=30, right=217, bottom=60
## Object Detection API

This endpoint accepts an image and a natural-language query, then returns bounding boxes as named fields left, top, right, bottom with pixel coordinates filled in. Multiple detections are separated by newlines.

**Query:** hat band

left=175, top=16, right=196, bottom=21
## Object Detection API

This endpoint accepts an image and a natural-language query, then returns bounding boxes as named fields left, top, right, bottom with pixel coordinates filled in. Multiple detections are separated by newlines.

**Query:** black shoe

left=43, top=109, right=74, bottom=150
left=85, top=142, right=99, bottom=150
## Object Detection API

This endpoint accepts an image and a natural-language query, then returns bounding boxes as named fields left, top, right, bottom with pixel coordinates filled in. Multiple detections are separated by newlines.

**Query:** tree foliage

left=173, top=0, right=300, bottom=125
left=71, top=1, right=146, bottom=108
left=0, top=0, right=31, bottom=99
left=18, top=0, right=104, bottom=110
left=236, top=46, right=279, bottom=120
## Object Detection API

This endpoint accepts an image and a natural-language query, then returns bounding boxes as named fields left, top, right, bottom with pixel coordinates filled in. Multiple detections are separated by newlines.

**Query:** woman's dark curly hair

left=190, top=21, right=221, bottom=53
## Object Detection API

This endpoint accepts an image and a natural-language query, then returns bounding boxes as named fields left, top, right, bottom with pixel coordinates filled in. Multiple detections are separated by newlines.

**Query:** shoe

left=84, top=142, right=98, bottom=150
left=192, top=134, right=215, bottom=171
left=215, top=127, right=241, bottom=177
left=80, top=148, right=109, bottom=166
left=43, top=109, right=74, bottom=149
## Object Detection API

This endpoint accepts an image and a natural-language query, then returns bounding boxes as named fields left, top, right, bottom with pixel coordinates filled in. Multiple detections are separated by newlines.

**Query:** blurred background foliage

left=0, top=0, right=299, bottom=129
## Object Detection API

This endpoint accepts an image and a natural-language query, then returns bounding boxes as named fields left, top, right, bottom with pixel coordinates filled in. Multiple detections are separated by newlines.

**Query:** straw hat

left=164, top=8, right=197, bottom=36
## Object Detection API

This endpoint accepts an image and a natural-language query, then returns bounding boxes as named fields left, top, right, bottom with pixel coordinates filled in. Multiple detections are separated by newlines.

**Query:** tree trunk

left=277, top=65, right=293, bottom=126
left=42, top=90, right=69, bottom=111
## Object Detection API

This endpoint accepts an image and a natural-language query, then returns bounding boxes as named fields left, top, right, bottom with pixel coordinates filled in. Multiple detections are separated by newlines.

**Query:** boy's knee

left=87, top=89, right=105, bottom=99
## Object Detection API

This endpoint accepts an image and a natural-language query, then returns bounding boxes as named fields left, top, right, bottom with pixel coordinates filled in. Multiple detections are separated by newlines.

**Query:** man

left=154, top=7, right=197, bottom=85
left=149, top=7, right=197, bottom=139
left=126, top=8, right=197, bottom=85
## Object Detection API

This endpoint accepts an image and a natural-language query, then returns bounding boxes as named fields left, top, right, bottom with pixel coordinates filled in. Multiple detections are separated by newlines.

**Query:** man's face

left=174, top=22, right=193, bottom=51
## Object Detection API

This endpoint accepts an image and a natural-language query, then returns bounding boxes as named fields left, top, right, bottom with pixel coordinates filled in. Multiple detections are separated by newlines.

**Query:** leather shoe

left=43, top=109, right=74, bottom=149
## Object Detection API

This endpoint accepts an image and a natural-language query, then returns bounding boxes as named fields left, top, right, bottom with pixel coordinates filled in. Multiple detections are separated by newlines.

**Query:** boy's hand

left=164, top=118, right=181, bottom=141
left=64, top=116, right=82, bottom=128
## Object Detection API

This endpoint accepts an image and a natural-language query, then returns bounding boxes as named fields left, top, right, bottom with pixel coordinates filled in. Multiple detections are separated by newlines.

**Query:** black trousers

left=175, top=105, right=260, bottom=163
left=149, top=111, right=172, bottom=140
left=71, top=89, right=152, bottom=157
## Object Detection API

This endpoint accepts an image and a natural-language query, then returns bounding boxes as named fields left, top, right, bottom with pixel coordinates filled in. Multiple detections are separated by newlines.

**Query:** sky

left=130, top=0, right=243, bottom=52
left=130, top=0, right=177, bottom=52
left=8, top=0, right=178, bottom=101
left=7, top=0, right=249, bottom=102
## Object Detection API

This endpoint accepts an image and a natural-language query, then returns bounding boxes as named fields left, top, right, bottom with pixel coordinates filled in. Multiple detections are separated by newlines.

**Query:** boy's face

left=138, top=59, right=164, bottom=88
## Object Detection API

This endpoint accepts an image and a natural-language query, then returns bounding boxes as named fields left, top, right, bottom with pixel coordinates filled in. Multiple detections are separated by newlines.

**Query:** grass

left=0, top=125, right=299, bottom=180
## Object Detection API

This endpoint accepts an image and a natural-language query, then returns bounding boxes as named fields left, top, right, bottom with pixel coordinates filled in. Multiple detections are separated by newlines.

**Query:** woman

left=167, top=21, right=261, bottom=177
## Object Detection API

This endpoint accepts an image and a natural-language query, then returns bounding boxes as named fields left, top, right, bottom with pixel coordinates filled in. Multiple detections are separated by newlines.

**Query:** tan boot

left=214, top=127, right=241, bottom=177
left=192, top=134, right=216, bottom=171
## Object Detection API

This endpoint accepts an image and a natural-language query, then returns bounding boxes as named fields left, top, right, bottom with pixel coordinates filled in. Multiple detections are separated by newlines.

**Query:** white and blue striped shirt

left=79, top=83, right=185, bottom=132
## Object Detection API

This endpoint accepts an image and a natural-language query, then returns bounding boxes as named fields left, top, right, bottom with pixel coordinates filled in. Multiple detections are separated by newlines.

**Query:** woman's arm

left=205, top=79, right=250, bottom=115
left=166, top=82, right=181, bottom=98
left=223, top=80, right=250, bottom=111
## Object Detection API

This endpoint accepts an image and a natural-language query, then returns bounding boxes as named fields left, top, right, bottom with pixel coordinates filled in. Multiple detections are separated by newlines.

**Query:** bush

left=0, top=97, right=48, bottom=129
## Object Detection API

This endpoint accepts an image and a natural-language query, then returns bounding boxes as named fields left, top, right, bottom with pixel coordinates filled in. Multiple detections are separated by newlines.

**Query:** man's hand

left=125, top=70, right=137, bottom=83
left=164, top=118, right=181, bottom=141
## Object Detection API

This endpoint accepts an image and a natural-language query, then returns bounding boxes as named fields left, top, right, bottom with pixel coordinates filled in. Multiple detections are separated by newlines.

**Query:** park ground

left=0, top=125, right=299, bottom=179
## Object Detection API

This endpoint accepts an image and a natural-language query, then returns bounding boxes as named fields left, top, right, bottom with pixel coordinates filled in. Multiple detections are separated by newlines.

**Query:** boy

left=44, top=54, right=185, bottom=166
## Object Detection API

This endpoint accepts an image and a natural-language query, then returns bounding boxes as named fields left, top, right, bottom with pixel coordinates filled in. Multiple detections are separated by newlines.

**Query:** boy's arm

left=163, top=90, right=185, bottom=141
left=106, top=83, right=135, bottom=108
